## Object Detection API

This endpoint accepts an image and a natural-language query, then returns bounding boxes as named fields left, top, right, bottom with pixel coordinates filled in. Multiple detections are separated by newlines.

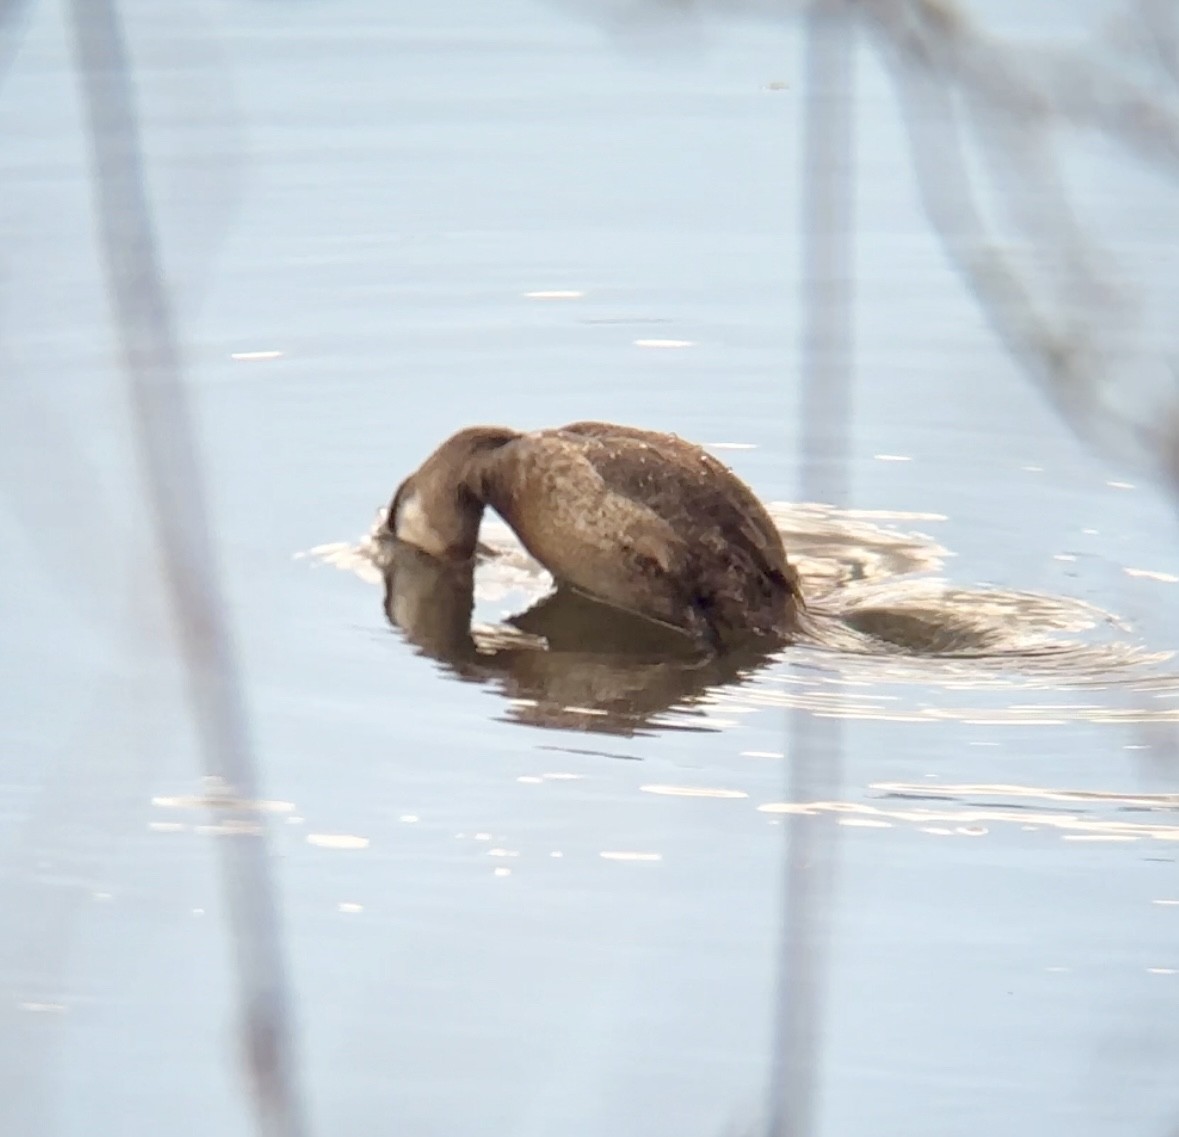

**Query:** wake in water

left=304, top=502, right=1176, bottom=733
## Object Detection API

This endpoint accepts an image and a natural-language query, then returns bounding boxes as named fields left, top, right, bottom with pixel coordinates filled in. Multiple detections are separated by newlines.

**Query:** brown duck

left=384, top=421, right=803, bottom=650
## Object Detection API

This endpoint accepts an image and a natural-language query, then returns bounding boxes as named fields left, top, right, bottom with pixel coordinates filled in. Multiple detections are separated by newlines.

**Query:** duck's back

left=562, top=421, right=794, bottom=581
left=474, top=422, right=801, bottom=646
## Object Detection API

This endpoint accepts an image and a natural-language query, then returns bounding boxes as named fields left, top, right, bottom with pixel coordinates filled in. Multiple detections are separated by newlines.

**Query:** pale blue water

left=2, top=2, right=1178, bottom=1136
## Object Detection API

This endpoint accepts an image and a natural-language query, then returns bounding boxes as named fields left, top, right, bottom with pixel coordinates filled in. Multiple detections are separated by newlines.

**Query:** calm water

left=2, top=2, right=1178, bottom=1135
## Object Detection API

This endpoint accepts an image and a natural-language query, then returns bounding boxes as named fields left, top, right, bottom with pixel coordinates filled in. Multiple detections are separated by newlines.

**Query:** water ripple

left=308, top=502, right=1178, bottom=731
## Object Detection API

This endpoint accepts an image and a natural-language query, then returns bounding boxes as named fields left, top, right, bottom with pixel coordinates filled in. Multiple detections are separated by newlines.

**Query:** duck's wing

left=558, top=423, right=796, bottom=592
left=475, top=431, right=711, bottom=638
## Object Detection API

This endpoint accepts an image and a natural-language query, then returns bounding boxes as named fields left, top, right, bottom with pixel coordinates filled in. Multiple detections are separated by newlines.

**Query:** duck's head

left=385, top=425, right=521, bottom=560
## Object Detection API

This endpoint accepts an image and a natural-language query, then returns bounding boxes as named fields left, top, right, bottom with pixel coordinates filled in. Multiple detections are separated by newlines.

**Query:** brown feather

left=390, top=421, right=802, bottom=648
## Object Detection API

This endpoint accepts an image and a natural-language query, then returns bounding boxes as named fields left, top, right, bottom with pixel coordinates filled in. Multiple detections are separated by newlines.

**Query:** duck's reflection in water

left=381, top=541, right=779, bottom=735
left=317, top=500, right=1172, bottom=733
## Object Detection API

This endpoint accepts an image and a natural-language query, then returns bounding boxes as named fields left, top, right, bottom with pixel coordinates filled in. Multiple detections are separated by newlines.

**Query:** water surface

left=2, top=2, right=1178, bottom=1136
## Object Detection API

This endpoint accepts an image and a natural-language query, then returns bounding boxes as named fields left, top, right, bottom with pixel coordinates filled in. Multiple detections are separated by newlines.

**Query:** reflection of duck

left=380, top=541, right=777, bottom=735
left=385, top=421, right=803, bottom=650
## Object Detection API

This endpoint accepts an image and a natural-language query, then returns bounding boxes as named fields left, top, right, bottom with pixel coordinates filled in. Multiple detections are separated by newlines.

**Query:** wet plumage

left=386, top=421, right=803, bottom=649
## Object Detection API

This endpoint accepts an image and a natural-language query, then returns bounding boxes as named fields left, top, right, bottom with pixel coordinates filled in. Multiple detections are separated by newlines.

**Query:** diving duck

left=385, top=421, right=803, bottom=650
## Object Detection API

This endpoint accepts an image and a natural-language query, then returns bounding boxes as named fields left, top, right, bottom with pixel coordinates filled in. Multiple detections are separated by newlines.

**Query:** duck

left=384, top=421, right=804, bottom=650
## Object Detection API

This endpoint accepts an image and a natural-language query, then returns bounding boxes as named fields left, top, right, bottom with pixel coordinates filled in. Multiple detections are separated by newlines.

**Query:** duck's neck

left=389, top=426, right=520, bottom=560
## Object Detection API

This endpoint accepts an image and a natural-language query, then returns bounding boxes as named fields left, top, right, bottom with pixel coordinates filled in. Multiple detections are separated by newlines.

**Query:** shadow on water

left=310, top=501, right=1177, bottom=735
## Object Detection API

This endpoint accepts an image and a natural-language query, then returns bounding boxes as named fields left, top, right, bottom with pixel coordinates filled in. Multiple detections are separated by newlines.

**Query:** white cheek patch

left=390, top=591, right=418, bottom=629
left=394, top=490, right=448, bottom=557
